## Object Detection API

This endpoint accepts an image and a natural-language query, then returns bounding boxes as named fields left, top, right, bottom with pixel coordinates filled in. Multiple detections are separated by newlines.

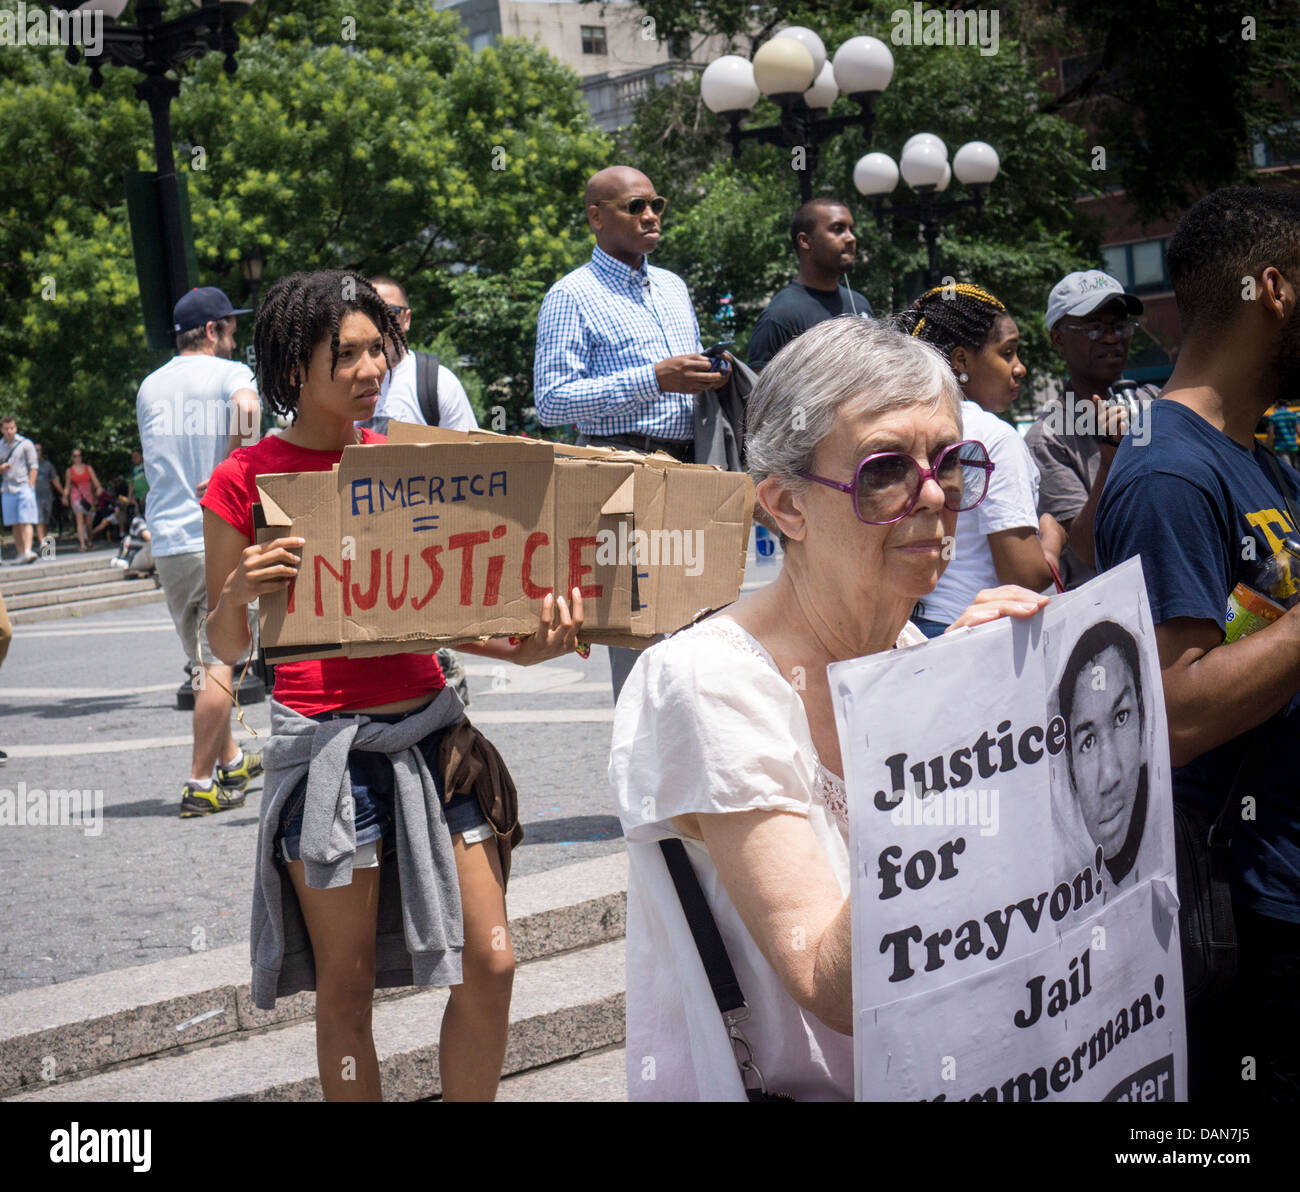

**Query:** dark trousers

left=580, top=434, right=692, bottom=703
left=578, top=433, right=694, bottom=464
left=1186, top=905, right=1300, bottom=1103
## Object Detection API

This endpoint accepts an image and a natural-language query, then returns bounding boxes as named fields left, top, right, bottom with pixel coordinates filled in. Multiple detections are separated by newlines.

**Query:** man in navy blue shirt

left=1096, top=186, right=1300, bottom=1104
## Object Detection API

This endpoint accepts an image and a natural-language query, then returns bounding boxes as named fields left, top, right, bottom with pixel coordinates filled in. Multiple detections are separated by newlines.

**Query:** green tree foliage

left=623, top=1, right=1099, bottom=405
left=0, top=0, right=610, bottom=474
left=1043, top=0, right=1300, bottom=223
left=629, top=0, right=1300, bottom=224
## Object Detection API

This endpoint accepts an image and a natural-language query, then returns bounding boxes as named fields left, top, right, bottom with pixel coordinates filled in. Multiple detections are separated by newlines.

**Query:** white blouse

left=609, top=614, right=925, bottom=1101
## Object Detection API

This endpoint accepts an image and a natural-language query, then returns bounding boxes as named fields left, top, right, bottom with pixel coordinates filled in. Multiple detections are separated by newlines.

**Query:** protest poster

left=254, top=425, right=754, bottom=661
left=829, top=557, right=1186, bottom=1101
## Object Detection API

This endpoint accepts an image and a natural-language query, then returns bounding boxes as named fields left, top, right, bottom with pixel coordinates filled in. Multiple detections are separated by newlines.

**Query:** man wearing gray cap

left=1024, top=270, right=1160, bottom=588
left=136, top=287, right=263, bottom=818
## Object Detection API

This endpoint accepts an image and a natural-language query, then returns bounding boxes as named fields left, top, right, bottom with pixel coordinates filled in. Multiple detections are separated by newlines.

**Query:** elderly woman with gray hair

left=610, top=317, right=1049, bottom=1101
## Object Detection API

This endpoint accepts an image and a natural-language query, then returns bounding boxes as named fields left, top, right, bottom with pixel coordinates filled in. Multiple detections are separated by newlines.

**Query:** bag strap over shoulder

left=659, top=838, right=745, bottom=1014
left=415, top=351, right=441, bottom=427
left=658, top=837, right=789, bottom=1099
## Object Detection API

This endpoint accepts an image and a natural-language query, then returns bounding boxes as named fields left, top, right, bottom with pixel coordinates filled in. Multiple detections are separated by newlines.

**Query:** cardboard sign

left=830, top=560, right=1187, bottom=1101
left=256, top=424, right=754, bottom=660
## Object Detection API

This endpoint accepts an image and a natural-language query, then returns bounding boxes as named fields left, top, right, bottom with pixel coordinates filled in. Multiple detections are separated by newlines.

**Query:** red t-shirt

left=201, top=430, right=445, bottom=715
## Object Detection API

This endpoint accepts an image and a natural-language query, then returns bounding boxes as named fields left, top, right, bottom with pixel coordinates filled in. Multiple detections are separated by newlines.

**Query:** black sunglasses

left=597, top=196, right=668, bottom=217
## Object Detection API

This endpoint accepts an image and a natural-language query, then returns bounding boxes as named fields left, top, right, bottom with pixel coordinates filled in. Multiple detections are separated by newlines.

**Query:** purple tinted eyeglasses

left=797, top=439, right=994, bottom=525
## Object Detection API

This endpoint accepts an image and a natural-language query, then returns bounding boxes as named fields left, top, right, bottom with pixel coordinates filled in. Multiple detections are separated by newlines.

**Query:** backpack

left=414, top=351, right=441, bottom=427
left=362, top=351, right=439, bottom=435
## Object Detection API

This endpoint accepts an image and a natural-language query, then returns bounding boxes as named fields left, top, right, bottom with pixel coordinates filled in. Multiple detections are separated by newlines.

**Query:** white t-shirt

left=136, top=354, right=257, bottom=557
left=374, top=351, right=478, bottom=432
left=920, top=400, right=1042, bottom=625
left=609, top=614, right=926, bottom=1102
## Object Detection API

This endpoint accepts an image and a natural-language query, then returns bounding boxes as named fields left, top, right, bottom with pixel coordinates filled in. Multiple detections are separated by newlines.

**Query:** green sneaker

left=215, top=749, right=264, bottom=796
left=179, top=780, right=246, bottom=818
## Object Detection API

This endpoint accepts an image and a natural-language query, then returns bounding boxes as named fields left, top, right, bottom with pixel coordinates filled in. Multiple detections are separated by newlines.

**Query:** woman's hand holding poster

left=830, top=558, right=1186, bottom=1102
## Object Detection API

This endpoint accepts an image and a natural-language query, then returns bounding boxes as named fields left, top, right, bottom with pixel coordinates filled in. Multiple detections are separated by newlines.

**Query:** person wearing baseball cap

left=136, top=286, right=263, bottom=818
left=1025, top=270, right=1159, bottom=589
left=171, top=286, right=253, bottom=336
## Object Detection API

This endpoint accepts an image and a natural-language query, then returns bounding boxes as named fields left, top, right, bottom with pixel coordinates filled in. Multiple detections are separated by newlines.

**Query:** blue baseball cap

left=172, top=287, right=253, bottom=334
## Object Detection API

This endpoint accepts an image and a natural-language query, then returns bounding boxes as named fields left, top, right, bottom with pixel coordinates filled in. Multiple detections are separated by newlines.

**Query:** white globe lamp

left=900, top=140, right=948, bottom=188
left=701, top=55, right=760, bottom=114
left=953, top=141, right=1001, bottom=185
left=831, top=36, right=894, bottom=96
left=803, top=62, right=839, bottom=111
left=853, top=152, right=899, bottom=196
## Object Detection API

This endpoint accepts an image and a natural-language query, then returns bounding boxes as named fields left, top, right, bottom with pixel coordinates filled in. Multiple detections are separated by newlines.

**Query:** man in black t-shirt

left=746, top=198, right=873, bottom=371
left=1096, top=186, right=1300, bottom=1104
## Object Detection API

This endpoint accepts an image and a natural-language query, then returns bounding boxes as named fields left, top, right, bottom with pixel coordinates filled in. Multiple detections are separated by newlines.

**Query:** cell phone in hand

left=702, top=341, right=734, bottom=373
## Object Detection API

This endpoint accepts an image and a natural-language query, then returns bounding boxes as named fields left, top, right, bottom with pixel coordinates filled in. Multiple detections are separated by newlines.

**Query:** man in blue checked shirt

left=535, top=166, right=727, bottom=458
left=535, top=165, right=728, bottom=695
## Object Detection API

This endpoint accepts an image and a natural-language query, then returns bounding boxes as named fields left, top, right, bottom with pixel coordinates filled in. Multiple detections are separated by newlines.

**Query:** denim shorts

left=912, top=616, right=949, bottom=639
left=277, top=711, right=489, bottom=865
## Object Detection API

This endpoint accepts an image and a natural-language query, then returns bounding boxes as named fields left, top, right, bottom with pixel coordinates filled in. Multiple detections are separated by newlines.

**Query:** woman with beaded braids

left=200, top=271, right=585, bottom=1101
left=895, top=283, right=1067, bottom=636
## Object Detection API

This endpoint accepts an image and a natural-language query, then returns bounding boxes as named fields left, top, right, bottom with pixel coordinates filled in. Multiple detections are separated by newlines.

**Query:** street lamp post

left=239, top=246, right=265, bottom=308
left=59, top=1, right=255, bottom=314
left=701, top=31, right=895, bottom=204
left=854, top=137, right=1000, bottom=290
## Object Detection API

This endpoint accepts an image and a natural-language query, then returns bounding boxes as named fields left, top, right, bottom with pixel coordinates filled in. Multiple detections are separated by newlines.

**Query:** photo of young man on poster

left=1050, top=619, right=1154, bottom=891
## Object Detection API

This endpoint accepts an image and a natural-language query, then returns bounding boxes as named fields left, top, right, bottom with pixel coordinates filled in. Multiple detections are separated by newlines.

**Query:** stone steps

left=494, top=1044, right=627, bottom=1102
left=8, top=941, right=626, bottom=1103
left=0, top=545, right=120, bottom=580
left=0, top=853, right=628, bottom=1102
left=4, top=576, right=160, bottom=611
left=7, top=589, right=167, bottom=624
left=0, top=548, right=166, bottom=624
left=0, top=567, right=133, bottom=598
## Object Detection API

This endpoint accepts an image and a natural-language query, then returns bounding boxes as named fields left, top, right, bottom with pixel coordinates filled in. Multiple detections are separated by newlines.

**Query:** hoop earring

left=958, top=372, right=970, bottom=384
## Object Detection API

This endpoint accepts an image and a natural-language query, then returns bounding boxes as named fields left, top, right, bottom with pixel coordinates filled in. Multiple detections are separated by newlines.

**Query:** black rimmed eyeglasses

left=797, top=440, right=994, bottom=525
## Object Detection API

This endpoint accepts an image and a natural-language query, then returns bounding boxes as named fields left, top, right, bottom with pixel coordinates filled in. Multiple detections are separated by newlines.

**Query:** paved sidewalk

left=0, top=531, right=781, bottom=996
left=0, top=605, right=620, bottom=994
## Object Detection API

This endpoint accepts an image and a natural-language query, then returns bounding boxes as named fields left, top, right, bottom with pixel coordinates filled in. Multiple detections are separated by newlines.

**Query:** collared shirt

left=1024, top=379, right=1159, bottom=588
left=534, top=245, right=702, bottom=441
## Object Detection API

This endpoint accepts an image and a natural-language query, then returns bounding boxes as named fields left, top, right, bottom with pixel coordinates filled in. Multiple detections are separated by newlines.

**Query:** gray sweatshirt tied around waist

left=250, top=687, right=467, bottom=1010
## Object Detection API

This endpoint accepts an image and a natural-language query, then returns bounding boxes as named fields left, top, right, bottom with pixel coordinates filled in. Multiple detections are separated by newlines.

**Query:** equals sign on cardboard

left=412, top=516, right=440, bottom=532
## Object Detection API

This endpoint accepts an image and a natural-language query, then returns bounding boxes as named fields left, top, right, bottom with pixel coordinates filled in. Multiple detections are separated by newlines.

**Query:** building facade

left=439, top=0, right=724, bottom=131
left=1040, top=44, right=1300, bottom=385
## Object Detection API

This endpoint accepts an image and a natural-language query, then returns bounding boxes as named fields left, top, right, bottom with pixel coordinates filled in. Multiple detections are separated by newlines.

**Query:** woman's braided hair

left=253, top=270, right=407, bottom=417
left=893, top=282, right=1007, bottom=364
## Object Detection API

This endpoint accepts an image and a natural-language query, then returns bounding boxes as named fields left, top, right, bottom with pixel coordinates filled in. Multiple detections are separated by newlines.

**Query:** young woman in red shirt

left=201, top=271, right=584, bottom=1101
